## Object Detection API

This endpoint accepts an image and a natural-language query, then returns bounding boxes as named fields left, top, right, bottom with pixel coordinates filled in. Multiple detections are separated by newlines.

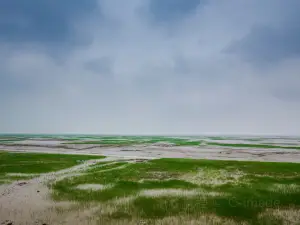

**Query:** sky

left=1, top=0, right=300, bottom=135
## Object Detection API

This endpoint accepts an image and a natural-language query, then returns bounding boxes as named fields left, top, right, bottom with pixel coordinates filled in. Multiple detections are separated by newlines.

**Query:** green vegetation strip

left=64, top=137, right=201, bottom=146
left=206, top=142, right=300, bottom=150
left=0, top=151, right=104, bottom=184
left=52, top=158, right=300, bottom=223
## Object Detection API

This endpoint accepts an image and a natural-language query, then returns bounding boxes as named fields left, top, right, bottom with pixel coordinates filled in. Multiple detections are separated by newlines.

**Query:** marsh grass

left=51, top=158, right=300, bottom=224
left=1, top=149, right=299, bottom=224
left=0, top=151, right=104, bottom=183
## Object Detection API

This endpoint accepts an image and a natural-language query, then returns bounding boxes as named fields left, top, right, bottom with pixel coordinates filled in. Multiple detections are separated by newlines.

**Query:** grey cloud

left=148, top=0, right=204, bottom=22
left=0, top=0, right=98, bottom=46
left=84, top=57, right=114, bottom=75
left=226, top=0, right=300, bottom=65
left=273, top=88, right=300, bottom=102
left=227, top=24, right=300, bottom=65
left=1, top=0, right=300, bottom=135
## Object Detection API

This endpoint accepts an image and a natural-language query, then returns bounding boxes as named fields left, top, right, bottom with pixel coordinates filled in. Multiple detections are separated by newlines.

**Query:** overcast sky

left=1, top=0, right=300, bottom=135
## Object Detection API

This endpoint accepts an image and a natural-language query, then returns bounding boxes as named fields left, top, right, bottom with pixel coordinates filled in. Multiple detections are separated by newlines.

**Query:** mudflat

left=1, top=135, right=300, bottom=163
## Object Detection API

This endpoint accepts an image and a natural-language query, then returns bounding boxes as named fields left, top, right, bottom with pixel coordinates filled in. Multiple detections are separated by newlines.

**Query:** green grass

left=52, top=159, right=200, bottom=202
left=0, top=137, right=28, bottom=143
left=143, top=138, right=201, bottom=146
left=51, top=158, right=300, bottom=224
left=64, top=137, right=201, bottom=146
left=0, top=151, right=105, bottom=174
left=0, top=151, right=104, bottom=184
left=206, top=142, right=300, bottom=150
left=65, top=140, right=138, bottom=145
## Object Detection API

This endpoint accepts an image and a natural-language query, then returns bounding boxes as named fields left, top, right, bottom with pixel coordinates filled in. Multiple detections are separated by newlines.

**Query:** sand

left=76, top=184, right=109, bottom=191
left=0, top=157, right=111, bottom=225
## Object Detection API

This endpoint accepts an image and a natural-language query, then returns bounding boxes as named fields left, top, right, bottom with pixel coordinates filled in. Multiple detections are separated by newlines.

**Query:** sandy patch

left=97, top=214, right=249, bottom=225
left=112, top=196, right=137, bottom=205
left=154, top=214, right=249, bottom=225
left=151, top=142, right=176, bottom=147
left=269, top=183, right=300, bottom=193
left=0, top=179, right=73, bottom=225
left=139, top=189, right=198, bottom=197
left=6, top=173, right=40, bottom=177
left=181, top=169, right=248, bottom=186
left=0, top=158, right=107, bottom=225
left=76, top=184, right=113, bottom=191
left=139, top=188, right=224, bottom=198
left=259, top=208, right=300, bottom=225
left=16, top=140, right=63, bottom=145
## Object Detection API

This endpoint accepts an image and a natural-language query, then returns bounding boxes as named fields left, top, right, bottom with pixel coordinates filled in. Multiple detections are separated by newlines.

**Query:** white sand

left=76, top=184, right=110, bottom=191
left=0, top=158, right=108, bottom=225
left=139, top=189, right=198, bottom=197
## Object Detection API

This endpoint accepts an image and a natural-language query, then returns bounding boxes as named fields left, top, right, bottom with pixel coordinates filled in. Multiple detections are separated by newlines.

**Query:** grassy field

left=51, top=158, right=300, bottom=224
left=0, top=151, right=104, bottom=184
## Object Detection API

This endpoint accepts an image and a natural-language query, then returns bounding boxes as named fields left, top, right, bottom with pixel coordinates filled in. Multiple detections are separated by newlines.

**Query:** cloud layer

left=1, top=0, right=300, bottom=135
